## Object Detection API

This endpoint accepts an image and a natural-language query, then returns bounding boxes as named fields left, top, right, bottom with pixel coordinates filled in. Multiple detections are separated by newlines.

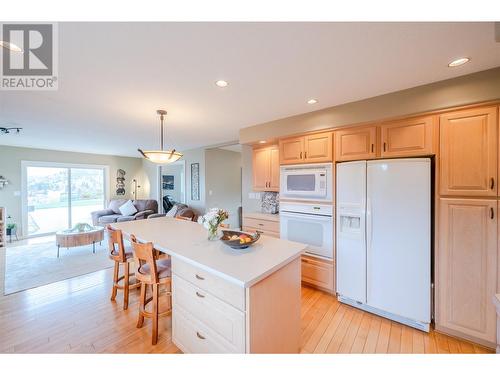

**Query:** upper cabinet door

left=335, top=126, right=377, bottom=161
left=381, top=116, right=435, bottom=157
left=440, top=106, right=498, bottom=197
left=269, top=147, right=280, bottom=191
left=279, top=136, right=304, bottom=165
left=304, top=132, right=333, bottom=163
left=253, top=147, right=271, bottom=191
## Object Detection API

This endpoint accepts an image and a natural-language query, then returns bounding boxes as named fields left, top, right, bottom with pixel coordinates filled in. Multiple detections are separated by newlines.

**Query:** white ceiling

left=1, top=22, right=500, bottom=157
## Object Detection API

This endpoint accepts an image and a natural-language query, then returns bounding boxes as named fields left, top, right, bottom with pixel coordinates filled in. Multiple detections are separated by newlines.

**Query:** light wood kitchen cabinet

left=252, top=145, right=279, bottom=192
left=304, top=132, right=333, bottom=163
left=439, top=106, right=498, bottom=197
left=380, top=116, right=435, bottom=157
left=242, top=213, right=280, bottom=238
left=279, top=136, right=304, bottom=164
left=301, top=255, right=335, bottom=293
left=279, top=131, right=333, bottom=165
left=436, top=198, right=498, bottom=347
left=335, top=126, right=377, bottom=161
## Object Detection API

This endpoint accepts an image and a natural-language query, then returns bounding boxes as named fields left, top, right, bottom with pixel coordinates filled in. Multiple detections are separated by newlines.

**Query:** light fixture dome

left=138, top=110, right=183, bottom=164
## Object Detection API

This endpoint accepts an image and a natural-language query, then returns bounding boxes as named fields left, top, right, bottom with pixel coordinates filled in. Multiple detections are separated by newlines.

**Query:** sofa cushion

left=116, top=216, right=135, bottom=222
left=133, top=199, right=158, bottom=212
left=119, top=200, right=137, bottom=216
left=108, top=199, right=128, bottom=214
left=98, top=214, right=122, bottom=224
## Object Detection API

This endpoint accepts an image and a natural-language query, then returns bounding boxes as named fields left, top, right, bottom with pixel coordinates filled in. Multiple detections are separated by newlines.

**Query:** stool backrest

left=130, top=234, right=158, bottom=284
left=106, top=225, right=127, bottom=262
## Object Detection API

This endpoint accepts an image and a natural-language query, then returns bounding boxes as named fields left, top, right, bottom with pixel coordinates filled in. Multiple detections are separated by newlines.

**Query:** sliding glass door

left=23, top=162, right=107, bottom=237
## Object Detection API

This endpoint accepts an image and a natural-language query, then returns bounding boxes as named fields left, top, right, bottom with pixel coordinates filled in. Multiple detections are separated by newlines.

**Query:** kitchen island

left=111, top=217, right=307, bottom=353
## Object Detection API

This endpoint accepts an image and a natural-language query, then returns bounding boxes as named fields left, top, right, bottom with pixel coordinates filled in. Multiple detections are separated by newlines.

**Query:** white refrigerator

left=336, top=158, right=431, bottom=331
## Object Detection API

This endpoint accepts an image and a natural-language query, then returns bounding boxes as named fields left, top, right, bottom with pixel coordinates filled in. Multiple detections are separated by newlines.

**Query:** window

left=22, top=162, right=108, bottom=237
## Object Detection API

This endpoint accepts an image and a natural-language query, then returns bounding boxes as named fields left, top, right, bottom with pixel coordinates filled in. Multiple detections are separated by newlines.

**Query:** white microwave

left=280, top=163, right=332, bottom=201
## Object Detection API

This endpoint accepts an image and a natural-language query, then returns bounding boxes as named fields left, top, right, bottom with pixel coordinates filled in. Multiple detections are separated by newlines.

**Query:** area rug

left=4, top=237, right=113, bottom=295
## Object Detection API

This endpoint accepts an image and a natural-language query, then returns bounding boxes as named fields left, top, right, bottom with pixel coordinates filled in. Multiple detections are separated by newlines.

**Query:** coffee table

left=55, top=227, right=105, bottom=258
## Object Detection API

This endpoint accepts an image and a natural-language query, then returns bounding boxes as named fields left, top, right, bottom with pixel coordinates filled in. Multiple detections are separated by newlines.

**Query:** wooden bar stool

left=130, top=234, right=172, bottom=345
left=107, top=225, right=140, bottom=310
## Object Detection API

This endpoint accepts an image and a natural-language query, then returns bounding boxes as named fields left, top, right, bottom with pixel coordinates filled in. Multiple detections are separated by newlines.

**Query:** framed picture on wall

left=191, top=163, right=200, bottom=201
left=162, top=175, right=174, bottom=190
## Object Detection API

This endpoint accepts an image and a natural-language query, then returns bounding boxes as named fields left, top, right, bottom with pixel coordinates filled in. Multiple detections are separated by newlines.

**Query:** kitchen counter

left=243, top=212, right=280, bottom=222
left=111, top=216, right=305, bottom=353
left=112, top=216, right=301, bottom=287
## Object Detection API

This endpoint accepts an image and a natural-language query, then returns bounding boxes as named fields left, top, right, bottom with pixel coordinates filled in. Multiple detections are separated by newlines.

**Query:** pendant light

left=138, top=109, right=183, bottom=163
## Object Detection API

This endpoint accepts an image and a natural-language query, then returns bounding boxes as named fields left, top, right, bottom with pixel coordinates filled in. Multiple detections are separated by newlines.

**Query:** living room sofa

left=91, top=199, right=158, bottom=226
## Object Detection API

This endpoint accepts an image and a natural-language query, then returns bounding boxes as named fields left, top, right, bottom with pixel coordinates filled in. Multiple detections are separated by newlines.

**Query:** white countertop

left=111, top=217, right=306, bottom=287
left=243, top=212, right=280, bottom=222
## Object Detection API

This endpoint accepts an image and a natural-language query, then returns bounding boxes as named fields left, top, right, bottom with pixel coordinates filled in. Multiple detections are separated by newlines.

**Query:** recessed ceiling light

left=307, top=99, right=318, bottom=104
left=215, top=80, right=229, bottom=88
left=448, top=57, right=470, bottom=67
left=0, top=40, right=22, bottom=52
left=258, top=140, right=267, bottom=144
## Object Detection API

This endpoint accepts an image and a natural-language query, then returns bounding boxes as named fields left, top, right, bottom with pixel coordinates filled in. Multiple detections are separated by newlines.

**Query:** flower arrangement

left=199, top=208, right=229, bottom=240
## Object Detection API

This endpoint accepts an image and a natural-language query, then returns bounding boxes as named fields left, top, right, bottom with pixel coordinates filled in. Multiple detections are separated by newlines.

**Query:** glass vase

left=207, top=225, right=218, bottom=241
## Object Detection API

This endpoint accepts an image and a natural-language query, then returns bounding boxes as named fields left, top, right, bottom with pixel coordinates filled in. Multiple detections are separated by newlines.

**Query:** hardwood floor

left=0, top=268, right=493, bottom=353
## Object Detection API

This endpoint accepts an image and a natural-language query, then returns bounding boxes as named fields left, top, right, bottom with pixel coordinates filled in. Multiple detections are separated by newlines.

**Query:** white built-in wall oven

left=280, top=202, right=334, bottom=258
left=279, top=162, right=334, bottom=259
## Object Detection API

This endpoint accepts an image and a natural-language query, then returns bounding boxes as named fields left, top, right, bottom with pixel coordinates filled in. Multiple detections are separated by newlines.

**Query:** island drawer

left=173, top=305, right=238, bottom=353
left=242, top=217, right=280, bottom=233
left=173, top=275, right=245, bottom=352
left=172, top=257, right=245, bottom=311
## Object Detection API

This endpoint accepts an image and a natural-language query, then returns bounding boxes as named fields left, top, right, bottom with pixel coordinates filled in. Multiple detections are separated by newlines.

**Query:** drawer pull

left=256, top=230, right=263, bottom=234
left=258, top=223, right=264, bottom=226
left=196, top=291, right=205, bottom=298
left=196, top=332, right=206, bottom=340
left=195, top=274, right=205, bottom=280
left=490, top=177, right=495, bottom=190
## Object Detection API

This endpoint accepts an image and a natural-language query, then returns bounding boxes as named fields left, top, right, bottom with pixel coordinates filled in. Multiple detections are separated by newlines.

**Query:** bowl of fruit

left=220, top=230, right=260, bottom=249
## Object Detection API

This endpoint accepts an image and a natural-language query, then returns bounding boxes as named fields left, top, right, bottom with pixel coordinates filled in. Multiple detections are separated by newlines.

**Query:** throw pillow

left=119, top=200, right=138, bottom=216
left=165, top=204, right=178, bottom=217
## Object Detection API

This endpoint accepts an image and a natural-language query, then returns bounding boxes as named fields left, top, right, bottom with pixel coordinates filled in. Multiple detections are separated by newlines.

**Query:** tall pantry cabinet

left=436, top=105, right=499, bottom=348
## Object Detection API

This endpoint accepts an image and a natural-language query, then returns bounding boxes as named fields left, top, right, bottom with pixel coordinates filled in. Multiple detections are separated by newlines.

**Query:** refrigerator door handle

left=366, top=196, right=373, bottom=252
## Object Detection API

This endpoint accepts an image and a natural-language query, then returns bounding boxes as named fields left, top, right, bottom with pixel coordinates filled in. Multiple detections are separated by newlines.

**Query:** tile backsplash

left=261, top=192, right=279, bottom=214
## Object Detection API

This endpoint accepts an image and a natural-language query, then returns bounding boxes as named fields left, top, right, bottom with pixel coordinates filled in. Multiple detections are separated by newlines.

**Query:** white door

left=366, top=159, right=431, bottom=323
left=336, top=161, right=366, bottom=303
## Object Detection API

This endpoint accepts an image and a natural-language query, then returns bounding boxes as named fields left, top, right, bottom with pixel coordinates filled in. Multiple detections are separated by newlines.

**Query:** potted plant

left=199, top=208, right=229, bottom=240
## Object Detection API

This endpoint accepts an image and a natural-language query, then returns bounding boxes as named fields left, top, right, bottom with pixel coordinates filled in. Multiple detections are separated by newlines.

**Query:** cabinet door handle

left=300, top=151, right=302, bottom=159
left=490, top=177, right=495, bottom=190
left=304, top=151, right=307, bottom=159
left=490, top=207, right=494, bottom=220
left=196, top=291, right=205, bottom=298
left=383, top=142, right=387, bottom=152
left=196, top=332, right=206, bottom=340
left=195, top=274, right=205, bottom=280
left=371, top=144, right=374, bottom=153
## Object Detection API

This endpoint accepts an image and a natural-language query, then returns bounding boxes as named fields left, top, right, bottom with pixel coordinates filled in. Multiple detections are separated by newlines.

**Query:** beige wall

left=0, top=145, right=150, bottom=237
left=205, top=149, right=242, bottom=229
left=240, top=67, right=500, bottom=144
left=240, top=67, right=500, bottom=213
